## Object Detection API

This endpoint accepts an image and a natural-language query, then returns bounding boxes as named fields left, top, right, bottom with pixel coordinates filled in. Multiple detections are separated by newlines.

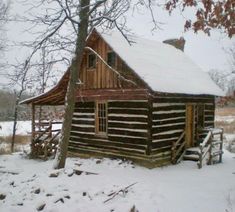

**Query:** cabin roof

left=21, top=28, right=224, bottom=105
left=97, top=29, right=224, bottom=96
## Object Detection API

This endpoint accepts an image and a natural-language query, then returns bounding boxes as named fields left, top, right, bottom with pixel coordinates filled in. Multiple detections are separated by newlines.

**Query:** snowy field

left=0, top=151, right=235, bottom=212
left=0, top=114, right=235, bottom=212
left=0, top=121, right=31, bottom=137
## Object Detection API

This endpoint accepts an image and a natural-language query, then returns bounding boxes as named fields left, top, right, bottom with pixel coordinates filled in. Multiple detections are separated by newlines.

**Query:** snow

left=0, top=121, right=31, bottom=137
left=0, top=151, right=235, bottom=212
left=215, top=116, right=235, bottom=124
left=97, top=30, right=224, bottom=96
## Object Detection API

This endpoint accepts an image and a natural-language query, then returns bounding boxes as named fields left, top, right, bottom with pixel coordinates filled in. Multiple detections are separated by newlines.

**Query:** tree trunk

left=53, top=0, right=90, bottom=169
left=11, top=98, right=19, bottom=152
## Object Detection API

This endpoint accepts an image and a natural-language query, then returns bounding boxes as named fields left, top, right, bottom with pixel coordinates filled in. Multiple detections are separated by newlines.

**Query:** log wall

left=150, top=94, right=215, bottom=164
left=68, top=93, right=215, bottom=167
left=68, top=99, right=150, bottom=162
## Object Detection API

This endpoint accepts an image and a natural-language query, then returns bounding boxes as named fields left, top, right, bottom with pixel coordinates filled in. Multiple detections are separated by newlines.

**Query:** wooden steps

left=180, top=128, right=224, bottom=168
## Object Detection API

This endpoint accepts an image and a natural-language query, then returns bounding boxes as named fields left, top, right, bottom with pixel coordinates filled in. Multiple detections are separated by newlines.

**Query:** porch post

left=31, top=103, right=36, bottom=157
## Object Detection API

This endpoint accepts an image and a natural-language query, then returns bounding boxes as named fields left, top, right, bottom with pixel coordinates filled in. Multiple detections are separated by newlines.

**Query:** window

left=107, top=52, right=116, bottom=67
left=197, top=104, right=204, bottom=128
left=96, top=101, right=107, bottom=135
left=87, top=53, right=96, bottom=69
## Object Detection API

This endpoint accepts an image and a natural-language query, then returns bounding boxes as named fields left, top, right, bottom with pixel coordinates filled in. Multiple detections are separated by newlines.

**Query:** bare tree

left=20, top=0, right=235, bottom=169
left=7, top=59, right=33, bottom=152
left=0, top=1, right=9, bottom=53
left=208, top=69, right=228, bottom=91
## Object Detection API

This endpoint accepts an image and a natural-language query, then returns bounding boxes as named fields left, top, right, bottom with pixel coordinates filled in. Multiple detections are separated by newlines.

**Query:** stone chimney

left=163, top=37, right=185, bottom=51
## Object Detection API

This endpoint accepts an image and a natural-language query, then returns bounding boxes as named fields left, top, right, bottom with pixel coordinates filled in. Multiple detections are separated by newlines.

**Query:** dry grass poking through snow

left=215, top=107, right=235, bottom=153
left=215, top=107, right=235, bottom=134
left=0, top=135, right=30, bottom=154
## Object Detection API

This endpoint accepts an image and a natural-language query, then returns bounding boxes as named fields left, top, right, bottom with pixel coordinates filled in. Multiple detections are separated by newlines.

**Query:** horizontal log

left=205, top=104, right=215, bottom=110
left=68, top=146, right=149, bottom=161
left=70, top=131, right=96, bottom=138
left=108, top=122, right=148, bottom=130
left=73, top=114, right=95, bottom=119
left=108, top=101, right=149, bottom=108
left=72, top=119, right=95, bottom=126
left=153, top=103, right=185, bottom=107
left=71, top=125, right=95, bottom=133
left=108, top=128, right=148, bottom=138
left=108, top=116, right=148, bottom=123
left=153, top=110, right=185, bottom=115
left=153, top=117, right=185, bottom=126
left=151, top=146, right=172, bottom=155
left=69, top=137, right=147, bottom=151
left=205, top=116, right=214, bottom=121
left=108, top=108, right=148, bottom=115
left=152, top=131, right=183, bottom=140
left=69, top=142, right=146, bottom=155
left=151, top=139, right=173, bottom=148
left=108, top=135, right=148, bottom=145
left=152, top=105, right=186, bottom=111
left=153, top=97, right=213, bottom=103
left=75, top=101, right=94, bottom=108
left=74, top=108, right=94, bottom=113
left=152, top=124, right=185, bottom=134
left=204, top=111, right=215, bottom=116
left=153, top=112, right=185, bottom=120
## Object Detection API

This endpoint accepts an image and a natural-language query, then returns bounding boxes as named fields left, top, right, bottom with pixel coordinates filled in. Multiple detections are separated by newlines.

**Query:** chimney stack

left=163, top=37, right=185, bottom=51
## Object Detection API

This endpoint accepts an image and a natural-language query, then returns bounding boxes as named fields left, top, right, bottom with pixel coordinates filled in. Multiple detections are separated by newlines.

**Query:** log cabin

left=21, top=28, right=224, bottom=168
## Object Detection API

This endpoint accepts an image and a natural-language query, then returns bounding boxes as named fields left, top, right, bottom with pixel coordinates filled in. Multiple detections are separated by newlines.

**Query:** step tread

left=183, top=154, right=199, bottom=161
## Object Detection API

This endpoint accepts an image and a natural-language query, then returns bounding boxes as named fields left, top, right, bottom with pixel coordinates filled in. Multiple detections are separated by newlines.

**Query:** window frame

left=95, top=100, right=108, bottom=136
left=107, top=51, right=116, bottom=68
left=87, top=53, right=96, bottom=70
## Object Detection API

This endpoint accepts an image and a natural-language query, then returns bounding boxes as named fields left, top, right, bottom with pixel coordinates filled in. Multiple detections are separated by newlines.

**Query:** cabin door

left=185, top=104, right=195, bottom=148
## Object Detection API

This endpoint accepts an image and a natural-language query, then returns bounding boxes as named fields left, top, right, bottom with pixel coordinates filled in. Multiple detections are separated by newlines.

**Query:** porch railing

left=171, top=131, right=186, bottom=164
left=197, top=128, right=223, bottom=169
left=31, top=121, right=62, bottom=158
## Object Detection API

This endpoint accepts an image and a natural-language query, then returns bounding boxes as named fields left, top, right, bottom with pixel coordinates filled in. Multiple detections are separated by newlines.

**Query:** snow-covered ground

left=0, top=151, right=234, bottom=212
left=0, top=116, right=235, bottom=212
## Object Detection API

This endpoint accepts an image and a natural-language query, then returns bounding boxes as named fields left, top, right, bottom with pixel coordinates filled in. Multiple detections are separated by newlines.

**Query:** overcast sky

left=2, top=0, right=235, bottom=88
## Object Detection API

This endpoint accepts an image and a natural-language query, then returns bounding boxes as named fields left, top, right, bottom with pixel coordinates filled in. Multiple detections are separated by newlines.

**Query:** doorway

left=185, top=104, right=195, bottom=148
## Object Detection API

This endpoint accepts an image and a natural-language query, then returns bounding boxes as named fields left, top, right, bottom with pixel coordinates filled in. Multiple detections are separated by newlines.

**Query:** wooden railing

left=171, top=131, right=186, bottom=164
left=32, top=121, right=62, bottom=158
left=197, top=128, right=223, bottom=169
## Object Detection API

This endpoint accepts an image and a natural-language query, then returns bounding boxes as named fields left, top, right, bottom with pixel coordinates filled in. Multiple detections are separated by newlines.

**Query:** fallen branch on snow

left=103, top=182, right=137, bottom=203
left=0, top=170, right=19, bottom=175
left=73, top=169, right=98, bottom=176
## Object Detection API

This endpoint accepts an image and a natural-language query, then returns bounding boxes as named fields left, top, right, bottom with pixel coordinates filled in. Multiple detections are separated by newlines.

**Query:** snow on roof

left=97, top=30, right=224, bottom=96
